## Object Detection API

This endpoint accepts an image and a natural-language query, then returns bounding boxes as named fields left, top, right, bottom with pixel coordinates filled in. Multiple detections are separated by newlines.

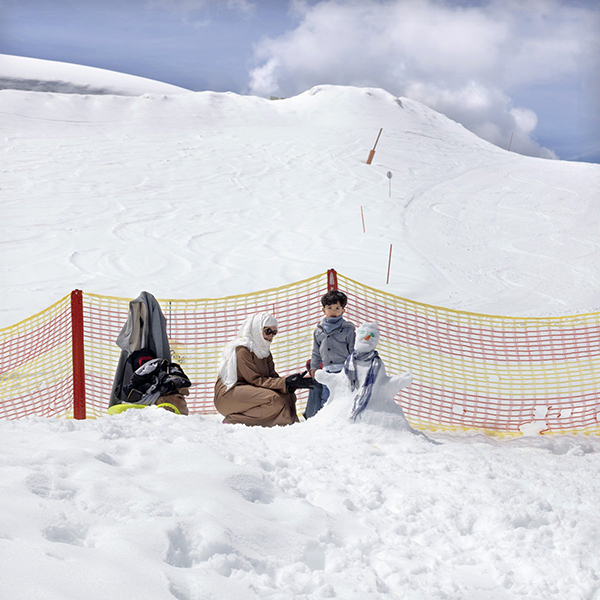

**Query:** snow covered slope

left=1, top=61, right=599, bottom=600
left=1, top=408, right=599, bottom=600
left=1, top=83, right=599, bottom=326
left=0, top=54, right=190, bottom=95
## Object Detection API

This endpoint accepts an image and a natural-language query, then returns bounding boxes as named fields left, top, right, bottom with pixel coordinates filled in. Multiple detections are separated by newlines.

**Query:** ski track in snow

left=1, top=86, right=600, bottom=326
left=402, top=158, right=600, bottom=315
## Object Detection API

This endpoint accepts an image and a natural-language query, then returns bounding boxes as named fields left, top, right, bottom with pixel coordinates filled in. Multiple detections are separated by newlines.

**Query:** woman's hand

left=286, top=371, right=317, bottom=392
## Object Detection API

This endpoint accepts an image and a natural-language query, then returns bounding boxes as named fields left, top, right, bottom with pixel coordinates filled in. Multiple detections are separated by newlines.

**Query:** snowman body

left=314, top=322, right=416, bottom=431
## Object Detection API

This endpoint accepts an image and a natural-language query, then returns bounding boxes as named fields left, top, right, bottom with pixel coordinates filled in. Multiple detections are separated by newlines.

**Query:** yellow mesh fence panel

left=0, top=295, right=73, bottom=419
left=82, top=274, right=328, bottom=418
left=336, top=273, right=600, bottom=436
left=1, top=271, right=599, bottom=435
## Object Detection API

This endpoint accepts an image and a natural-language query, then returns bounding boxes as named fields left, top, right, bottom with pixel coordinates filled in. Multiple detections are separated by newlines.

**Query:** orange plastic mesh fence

left=82, top=274, right=328, bottom=418
left=337, top=273, right=600, bottom=436
left=0, top=295, right=74, bottom=419
left=1, top=271, right=599, bottom=435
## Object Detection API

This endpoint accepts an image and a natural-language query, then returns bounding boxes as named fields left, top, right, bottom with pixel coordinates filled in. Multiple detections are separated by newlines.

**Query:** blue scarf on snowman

left=344, top=349, right=382, bottom=420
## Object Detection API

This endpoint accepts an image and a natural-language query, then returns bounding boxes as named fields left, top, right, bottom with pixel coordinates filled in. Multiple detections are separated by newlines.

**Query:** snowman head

left=355, top=322, right=380, bottom=353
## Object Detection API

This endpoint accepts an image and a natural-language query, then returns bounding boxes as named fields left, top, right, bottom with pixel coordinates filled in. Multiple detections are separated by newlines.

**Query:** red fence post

left=71, top=290, right=86, bottom=420
left=327, top=269, right=338, bottom=291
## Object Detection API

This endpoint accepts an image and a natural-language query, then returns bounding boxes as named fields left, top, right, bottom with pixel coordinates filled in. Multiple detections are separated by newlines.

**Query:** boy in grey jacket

left=304, top=290, right=355, bottom=418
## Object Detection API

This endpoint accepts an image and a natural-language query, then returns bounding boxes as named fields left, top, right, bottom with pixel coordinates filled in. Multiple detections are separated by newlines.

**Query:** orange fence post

left=327, top=269, right=338, bottom=291
left=71, top=289, right=86, bottom=419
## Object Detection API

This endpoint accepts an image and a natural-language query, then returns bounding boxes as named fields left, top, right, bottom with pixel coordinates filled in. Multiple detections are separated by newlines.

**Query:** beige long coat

left=214, top=346, right=298, bottom=427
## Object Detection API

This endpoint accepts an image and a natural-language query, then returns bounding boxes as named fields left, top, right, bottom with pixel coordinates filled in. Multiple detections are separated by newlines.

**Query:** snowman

left=314, top=322, right=417, bottom=432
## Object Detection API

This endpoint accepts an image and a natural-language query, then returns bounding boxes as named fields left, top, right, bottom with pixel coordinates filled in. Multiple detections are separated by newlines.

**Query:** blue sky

left=1, top=0, right=598, bottom=162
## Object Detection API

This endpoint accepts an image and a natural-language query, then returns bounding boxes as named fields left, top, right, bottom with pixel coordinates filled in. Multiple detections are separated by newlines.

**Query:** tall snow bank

left=0, top=54, right=191, bottom=96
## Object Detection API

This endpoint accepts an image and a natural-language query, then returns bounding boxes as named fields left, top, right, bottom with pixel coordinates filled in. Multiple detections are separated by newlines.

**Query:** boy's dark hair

left=321, top=290, right=348, bottom=308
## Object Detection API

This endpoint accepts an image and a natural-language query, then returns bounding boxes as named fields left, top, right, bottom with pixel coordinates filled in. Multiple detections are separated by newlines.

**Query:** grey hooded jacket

left=109, top=291, right=171, bottom=407
left=310, top=319, right=356, bottom=371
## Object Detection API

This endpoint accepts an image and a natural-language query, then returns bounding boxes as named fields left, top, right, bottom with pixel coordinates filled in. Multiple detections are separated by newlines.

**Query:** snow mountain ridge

left=0, top=57, right=599, bottom=600
left=1, top=57, right=599, bottom=328
left=0, top=53, right=190, bottom=95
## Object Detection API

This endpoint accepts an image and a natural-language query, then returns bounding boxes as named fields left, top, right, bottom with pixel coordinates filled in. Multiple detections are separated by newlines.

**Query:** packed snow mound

left=312, top=321, right=421, bottom=433
left=1, top=83, right=599, bottom=327
left=0, top=54, right=191, bottom=95
left=313, top=365, right=417, bottom=432
left=1, top=409, right=599, bottom=600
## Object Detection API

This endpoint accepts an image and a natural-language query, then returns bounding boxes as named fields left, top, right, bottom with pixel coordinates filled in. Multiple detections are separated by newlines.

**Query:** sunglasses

left=263, top=327, right=278, bottom=336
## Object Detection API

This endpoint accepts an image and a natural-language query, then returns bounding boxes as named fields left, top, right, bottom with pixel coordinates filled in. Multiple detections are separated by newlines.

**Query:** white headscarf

left=217, top=312, right=278, bottom=390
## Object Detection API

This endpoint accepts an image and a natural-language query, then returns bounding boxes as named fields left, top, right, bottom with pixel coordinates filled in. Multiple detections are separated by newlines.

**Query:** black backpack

left=112, top=347, right=156, bottom=405
left=125, top=357, right=191, bottom=405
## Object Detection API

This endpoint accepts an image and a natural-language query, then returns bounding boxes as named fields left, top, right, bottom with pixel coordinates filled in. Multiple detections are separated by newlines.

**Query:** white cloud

left=248, top=0, right=599, bottom=159
left=153, top=0, right=254, bottom=10
left=248, top=57, right=280, bottom=96
left=149, top=0, right=255, bottom=22
left=145, top=0, right=255, bottom=31
left=405, top=80, right=557, bottom=158
left=510, top=106, right=537, bottom=135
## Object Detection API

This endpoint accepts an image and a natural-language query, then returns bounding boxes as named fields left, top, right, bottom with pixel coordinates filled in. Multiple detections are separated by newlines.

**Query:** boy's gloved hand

left=285, top=370, right=317, bottom=392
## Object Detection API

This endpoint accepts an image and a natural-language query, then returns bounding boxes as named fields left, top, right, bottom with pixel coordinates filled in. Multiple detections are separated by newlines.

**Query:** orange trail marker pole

left=71, top=289, right=86, bottom=420
left=386, top=244, right=393, bottom=284
left=361, top=205, right=366, bottom=233
left=366, top=128, right=383, bottom=164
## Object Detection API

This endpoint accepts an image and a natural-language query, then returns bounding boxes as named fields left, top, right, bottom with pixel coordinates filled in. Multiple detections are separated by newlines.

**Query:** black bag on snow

left=125, top=358, right=191, bottom=405
left=112, top=347, right=156, bottom=405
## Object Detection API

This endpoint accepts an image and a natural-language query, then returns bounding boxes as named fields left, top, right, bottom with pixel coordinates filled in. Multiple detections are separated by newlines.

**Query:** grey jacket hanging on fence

left=109, top=291, right=171, bottom=407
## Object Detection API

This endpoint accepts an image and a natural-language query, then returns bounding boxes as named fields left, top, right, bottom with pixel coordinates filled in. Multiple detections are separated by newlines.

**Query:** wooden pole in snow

left=386, top=244, right=393, bottom=284
left=361, top=205, right=366, bottom=233
left=366, top=128, right=383, bottom=164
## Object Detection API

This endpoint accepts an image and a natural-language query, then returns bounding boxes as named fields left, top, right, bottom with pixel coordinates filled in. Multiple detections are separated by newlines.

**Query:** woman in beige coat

left=214, top=312, right=313, bottom=426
